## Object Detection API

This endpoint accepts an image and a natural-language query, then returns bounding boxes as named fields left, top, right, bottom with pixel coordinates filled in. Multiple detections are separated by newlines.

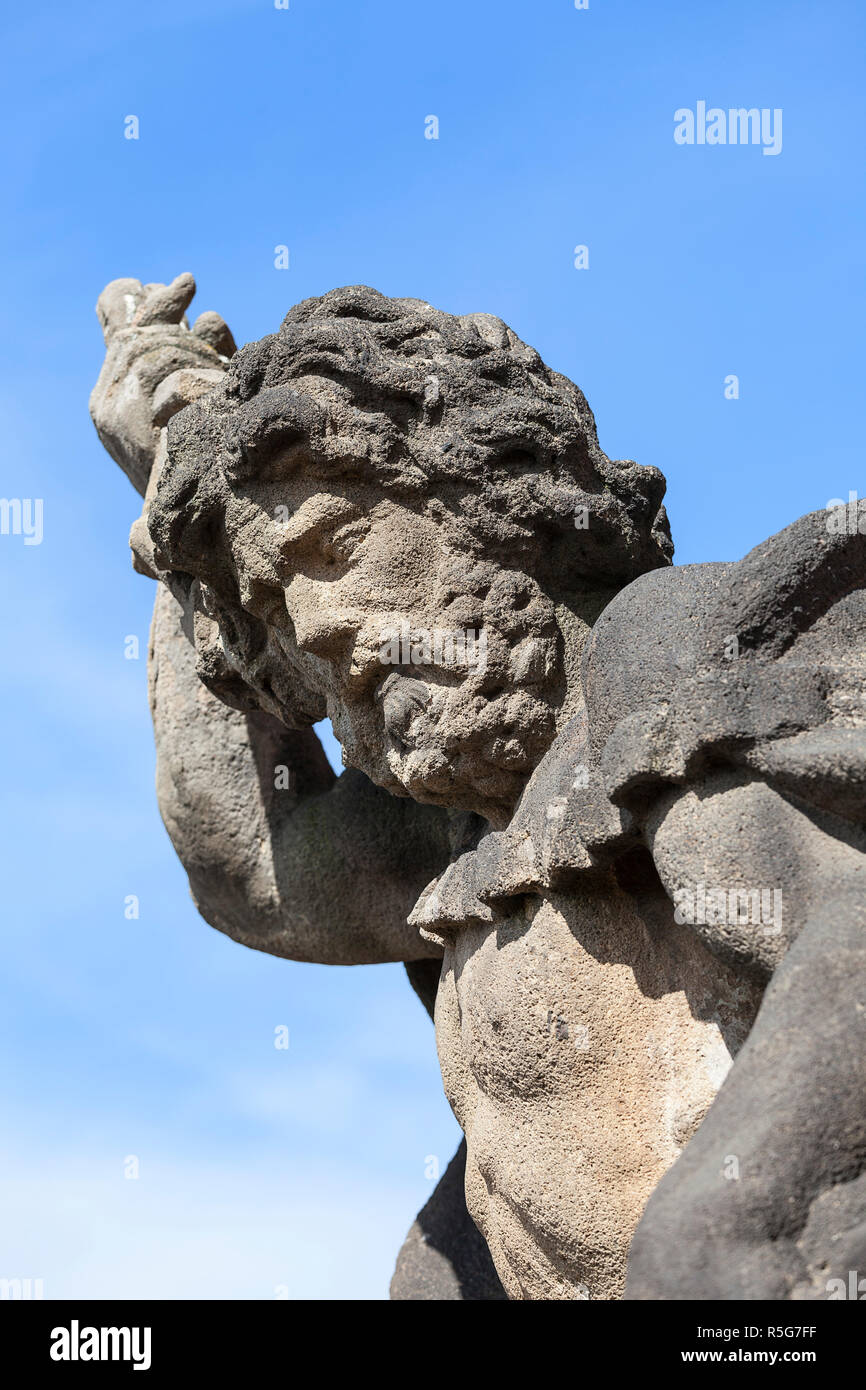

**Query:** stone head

left=147, top=286, right=672, bottom=823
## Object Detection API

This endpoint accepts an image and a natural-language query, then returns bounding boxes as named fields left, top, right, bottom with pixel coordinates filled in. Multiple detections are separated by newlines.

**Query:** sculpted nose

left=284, top=583, right=357, bottom=661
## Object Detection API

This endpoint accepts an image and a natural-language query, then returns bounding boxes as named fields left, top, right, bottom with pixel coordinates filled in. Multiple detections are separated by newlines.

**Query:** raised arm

left=90, top=272, right=234, bottom=495
left=150, top=579, right=449, bottom=962
left=92, top=274, right=450, bottom=965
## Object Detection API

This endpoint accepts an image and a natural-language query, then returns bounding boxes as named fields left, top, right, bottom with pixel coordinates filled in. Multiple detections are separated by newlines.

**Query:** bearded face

left=147, top=286, right=672, bottom=824
left=199, top=467, right=568, bottom=826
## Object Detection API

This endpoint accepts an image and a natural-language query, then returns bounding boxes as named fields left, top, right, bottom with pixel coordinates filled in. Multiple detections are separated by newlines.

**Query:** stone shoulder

left=410, top=509, right=866, bottom=945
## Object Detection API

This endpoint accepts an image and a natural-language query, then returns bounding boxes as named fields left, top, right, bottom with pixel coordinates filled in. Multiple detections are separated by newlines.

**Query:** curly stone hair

left=147, top=285, right=674, bottom=727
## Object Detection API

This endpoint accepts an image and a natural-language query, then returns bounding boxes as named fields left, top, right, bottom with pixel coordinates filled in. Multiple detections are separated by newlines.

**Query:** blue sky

left=1, top=0, right=863, bottom=1298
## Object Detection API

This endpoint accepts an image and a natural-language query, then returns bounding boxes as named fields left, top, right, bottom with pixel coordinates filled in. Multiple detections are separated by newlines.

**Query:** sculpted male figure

left=91, top=274, right=866, bottom=1300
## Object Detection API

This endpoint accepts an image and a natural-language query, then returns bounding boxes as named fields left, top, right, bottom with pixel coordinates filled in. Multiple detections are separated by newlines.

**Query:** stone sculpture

left=91, top=273, right=866, bottom=1300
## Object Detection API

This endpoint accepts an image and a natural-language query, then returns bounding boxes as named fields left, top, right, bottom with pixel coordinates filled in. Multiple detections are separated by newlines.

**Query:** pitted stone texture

left=145, top=284, right=672, bottom=825
left=90, top=274, right=235, bottom=496
left=391, top=1142, right=507, bottom=1301
left=625, top=884, right=866, bottom=1300
left=149, top=582, right=450, bottom=965
left=91, top=275, right=866, bottom=1303
left=435, top=881, right=761, bottom=1300
left=413, top=509, right=865, bottom=1300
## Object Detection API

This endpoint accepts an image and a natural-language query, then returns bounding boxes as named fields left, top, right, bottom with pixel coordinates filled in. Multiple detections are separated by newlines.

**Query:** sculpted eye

left=318, top=518, right=370, bottom=569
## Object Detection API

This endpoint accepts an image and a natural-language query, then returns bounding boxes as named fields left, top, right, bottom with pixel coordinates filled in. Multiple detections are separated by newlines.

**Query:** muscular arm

left=93, top=274, right=450, bottom=966
left=150, top=580, right=449, bottom=962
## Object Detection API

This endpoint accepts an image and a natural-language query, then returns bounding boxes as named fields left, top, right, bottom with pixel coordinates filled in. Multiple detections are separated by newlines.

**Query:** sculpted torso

left=435, top=893, right=757, bottom=1299
left=91, top=274, right=866, bottom=1300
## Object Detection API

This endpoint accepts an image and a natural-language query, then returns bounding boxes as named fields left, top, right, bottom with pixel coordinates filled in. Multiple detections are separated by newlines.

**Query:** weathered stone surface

left=395, top=959, right=506, bottom=1299
left=92, top=275, right=866, bottom=1300
left=433, top=887, right=760, bottom=1299
left=145, top=283, right=672, bottom=826
left=91, top=274, right=233, bottom=496
left=391, top=1141, right=507, bottom=1300
left=149, top=579, right=450, bottom=964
